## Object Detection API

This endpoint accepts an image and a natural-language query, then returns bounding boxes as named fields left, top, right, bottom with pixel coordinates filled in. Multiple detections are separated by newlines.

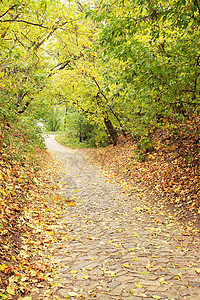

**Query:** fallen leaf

left=6, top=286, right=15, bottom=295
left=129, top=248, right=135, bottom=251
left=0, top=292, right=7, bottom=300
left=195, top=268, right=200, bottom=274
left=159, top=277, right=169, bottom=284
left=135, top=283, right=143, bottom=288
left=0, top=229, right=8, bottom=235
left=145, top=262, right=154, bottom=269
left=174, top=273, right=182, bottom=280
left=0, top=263, right=7, bottom=271
left=122, top=263, right=130, bottom=268
left=70, top=270, right=78, bottom=274
left=132, top=257, right=138, bottom=261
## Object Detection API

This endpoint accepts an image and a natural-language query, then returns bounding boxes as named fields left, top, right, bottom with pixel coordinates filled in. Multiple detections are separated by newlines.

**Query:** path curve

left=45, top=135, right=200, bottom=300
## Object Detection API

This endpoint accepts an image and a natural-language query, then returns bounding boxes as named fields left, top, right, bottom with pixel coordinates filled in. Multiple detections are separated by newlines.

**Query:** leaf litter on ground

left=80, top=116, right=200, bottom=234
left=0, top=127, right=73, bottom=299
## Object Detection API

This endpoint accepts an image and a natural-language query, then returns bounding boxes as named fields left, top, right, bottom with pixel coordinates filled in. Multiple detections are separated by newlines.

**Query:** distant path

left=45, top=134, right=200, bottom=300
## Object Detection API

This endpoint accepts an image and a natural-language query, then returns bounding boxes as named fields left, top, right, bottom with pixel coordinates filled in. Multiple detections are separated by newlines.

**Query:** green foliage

left=85, top=0, right=200, bottom=141
left=0, top=117, right=45, bottom=169
left=44, top=111, right=62, bottom=132
left=135, top=137, right=155, bottom=161
left=17, top=117, right=45, bottom=148
left=57, top=109, right=109, bottom=148
left=1, top=0, right=199, bottom=151
left=0, top=0, right=65, bottom=122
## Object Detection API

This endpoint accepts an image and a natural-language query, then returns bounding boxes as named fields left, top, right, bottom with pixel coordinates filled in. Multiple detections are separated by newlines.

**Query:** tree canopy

left=0, top=0, right=199, bottom=146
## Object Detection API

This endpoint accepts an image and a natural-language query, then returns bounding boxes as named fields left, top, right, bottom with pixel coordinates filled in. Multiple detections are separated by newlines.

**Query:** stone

left=57, top=288, right=69, bottom=297
left=109, top=285, right=124, bottom=296
left=189, top=281, right=200, bottom=287
left=108, top=281, right=122, bottom=289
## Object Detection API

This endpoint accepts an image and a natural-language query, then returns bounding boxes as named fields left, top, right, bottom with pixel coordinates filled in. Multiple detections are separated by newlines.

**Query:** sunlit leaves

left=85, top=0, right=200, bottom=139
left=0, top=0, right=68, bottom=119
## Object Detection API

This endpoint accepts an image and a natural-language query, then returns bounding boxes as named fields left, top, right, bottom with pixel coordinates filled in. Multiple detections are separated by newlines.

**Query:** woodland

left=0, top=0, right=200, bottom=298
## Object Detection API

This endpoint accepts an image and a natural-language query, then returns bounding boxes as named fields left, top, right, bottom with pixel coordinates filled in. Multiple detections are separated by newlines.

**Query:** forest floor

left=35, top=136, right=200, bottom=298
left=80, top=134, right=200, bottom=234
left=1, top=133, right=200, bottom=300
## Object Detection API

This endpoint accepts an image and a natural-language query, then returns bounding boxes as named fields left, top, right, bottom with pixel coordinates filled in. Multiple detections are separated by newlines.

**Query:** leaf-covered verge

left=80, top=115, right=200, bottom=233
left=0, top=121, right=65, bottom=300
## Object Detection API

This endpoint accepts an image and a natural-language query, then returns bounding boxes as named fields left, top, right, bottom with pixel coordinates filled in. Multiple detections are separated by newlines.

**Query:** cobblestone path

left=45, top=135, right=200, bottom=300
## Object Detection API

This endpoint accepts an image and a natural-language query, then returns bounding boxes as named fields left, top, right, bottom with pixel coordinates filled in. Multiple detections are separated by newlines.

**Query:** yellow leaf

left=132, top=257, right=138, bottom=261
left=0, top=263, right=7, bottom=271
left=159, top=277, right=169, bottom=285
left=113, top=243, right=121, bottom=247
left=11, top=256, right=16, bottom=261
left=67, top=201, right=76, bottom=206
left=135, top=283, right=143, bottom=288
left=47, top=231, right=55, bottom=235
left=6, top=286, right=15, bottom=295
left=134, top=207, right=141, bottom=211
left=122, top=263, right=130, bottom=268
left=152, top=296, right=161, bottom=300
left=110, top=273, right=116, bottom=277
left=70, top=270, right=78, bottom=274
left=174, top=273, right=182, bottom=280
left=145, top=262, right=153, bottom=269
left=195, top=268, right=200, bottom=274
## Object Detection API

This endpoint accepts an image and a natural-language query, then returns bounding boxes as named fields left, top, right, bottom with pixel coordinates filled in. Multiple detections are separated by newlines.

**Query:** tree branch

left=0, top=5, right=17, bottom=18
left=0, top=19, right=49, bottom=29
left=50, top=60, right=71, bottom=71
left=33, top=29, right=56, bottom=51
left=92, top=76, right=127, bottom=136
left=17, top=101, right=31, bottom=114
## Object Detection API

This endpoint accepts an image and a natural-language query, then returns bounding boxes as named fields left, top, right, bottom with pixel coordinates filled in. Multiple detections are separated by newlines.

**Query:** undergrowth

left=55, top=134, right=94, bottom=149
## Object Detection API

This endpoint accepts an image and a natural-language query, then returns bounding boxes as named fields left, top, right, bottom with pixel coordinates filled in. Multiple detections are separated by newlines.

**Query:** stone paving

left=45, top=135, right=200, bottom=300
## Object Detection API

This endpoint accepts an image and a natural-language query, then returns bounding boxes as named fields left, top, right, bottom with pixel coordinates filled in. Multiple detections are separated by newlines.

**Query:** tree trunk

left=104, top=117, right=118, bottom=146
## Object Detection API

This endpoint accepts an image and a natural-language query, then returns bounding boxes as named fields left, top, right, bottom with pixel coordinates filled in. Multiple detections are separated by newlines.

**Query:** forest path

left=44, top=135, right=200, bottom=300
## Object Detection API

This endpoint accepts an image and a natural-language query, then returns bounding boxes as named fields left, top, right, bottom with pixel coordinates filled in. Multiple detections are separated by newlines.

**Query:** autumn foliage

left=82, top=115, right=200, bottom=230
left=0, top=120, right=52, bottom=299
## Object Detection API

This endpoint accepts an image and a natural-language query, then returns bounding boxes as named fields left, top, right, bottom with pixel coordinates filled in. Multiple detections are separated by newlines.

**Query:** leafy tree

left=85, top=0, right=200, bottom=138
left=44, top=4, right=122, bottom=145
left=0, top=0, right=70, bottom=121
left=2, top=0, right=199, bottom=148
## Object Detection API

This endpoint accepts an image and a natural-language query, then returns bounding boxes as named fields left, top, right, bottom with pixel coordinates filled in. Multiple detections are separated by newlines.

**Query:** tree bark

left=104, top=117, right=118, bottom=146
